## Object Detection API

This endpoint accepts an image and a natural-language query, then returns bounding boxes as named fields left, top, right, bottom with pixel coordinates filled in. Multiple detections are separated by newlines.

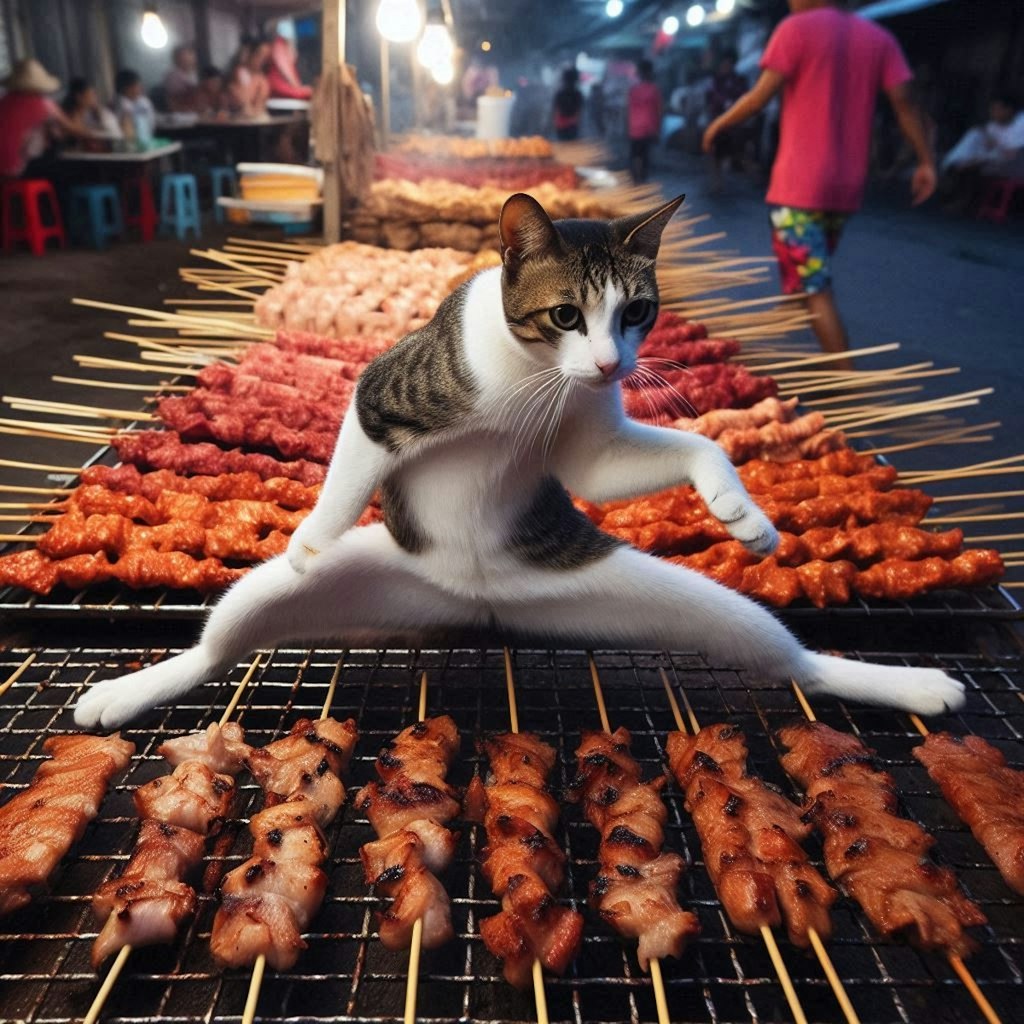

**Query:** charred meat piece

left=570, top=728, right=699, bottom=969
left=158, top=722, right=253, bottom=775
left=355, top=716, right=461, bottom=952
left=478, top=732, right=584, bottom=987
left=210, top=716, right=358, bottom=971
left=0, top=733, right=134, bottom=917
left=780, top=721, right=986, bottom=958
left=666, top=724, right=835, bottom=947
left=134, top=760, right=236, bottom=835
left=913, top=732, right=1024, bottom=896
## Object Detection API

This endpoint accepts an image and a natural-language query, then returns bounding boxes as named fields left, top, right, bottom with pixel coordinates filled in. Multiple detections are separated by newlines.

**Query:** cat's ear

left=614, top=194, right=685, bottom=260
left=498, top=193, right=562, bottom=271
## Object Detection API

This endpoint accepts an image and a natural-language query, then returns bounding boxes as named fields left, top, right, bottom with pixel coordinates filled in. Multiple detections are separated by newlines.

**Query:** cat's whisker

left=638, top=356, right=692, bottom=374
left=542, top=377, right=575, bottom=465
left=528, top=374, right=570, bottom=464
left=510, top=373, right=566, bottom=466
left=635, top=366, right=699, bottom=420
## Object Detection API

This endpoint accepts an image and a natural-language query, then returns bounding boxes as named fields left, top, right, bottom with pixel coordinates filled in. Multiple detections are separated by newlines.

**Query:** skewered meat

left=134, top=760, right=236, bottom=834
left=211, top=717, right=358, bottom=970
left=80, top=465, right=321, bottom=510
left=0, top=733, right=134, bottom=916
left=112, top=431, right=328, bottom=486
left=569, top=728, right=699, bottom=969
left=666, top=724, right=835, bottom=946
left=913, top=733, right=1024, bottom=895
left=356, top=716, right=461, bottom=951
left=779, top=722, right=986, bottom=958
left=92, top=820, right=204, bottom=966
left=159, top=722, right=252, bottom=775
left=475, top=732, right=584, bottom=988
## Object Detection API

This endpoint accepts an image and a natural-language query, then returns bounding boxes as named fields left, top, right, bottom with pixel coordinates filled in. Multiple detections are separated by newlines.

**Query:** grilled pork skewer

left=666, top=724, right=835, bottom=947
left=472, top=732, right=584, bottom=988
left=570, top=728, right=699, bottom=969
left=91, top=723, right=250, bottom=966
left=355, top=716, right=461, bottom=950
left=210, top=716, right=358, bottom=970
left=779, top=721, right=986, bottom=958
left=913, top=732, right=1024, bottom=895
left=0, top=733, right=135, bottom=917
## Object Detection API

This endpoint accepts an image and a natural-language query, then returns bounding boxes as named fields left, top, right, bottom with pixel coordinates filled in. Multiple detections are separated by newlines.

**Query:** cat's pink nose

left=596, top=359, right=621, bottom=379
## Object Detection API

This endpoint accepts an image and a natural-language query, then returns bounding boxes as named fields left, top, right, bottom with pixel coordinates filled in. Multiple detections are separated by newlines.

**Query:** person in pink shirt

left=627, top=59, right=662, bottom=184
left=702, top=0, right=936, bottom=363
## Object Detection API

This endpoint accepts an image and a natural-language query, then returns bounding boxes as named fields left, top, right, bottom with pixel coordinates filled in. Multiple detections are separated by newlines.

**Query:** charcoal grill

left=0, top=644, right=1021, bottom=1024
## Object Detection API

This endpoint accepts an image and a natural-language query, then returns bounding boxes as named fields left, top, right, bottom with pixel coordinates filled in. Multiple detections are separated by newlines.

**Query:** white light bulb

left=662, top=15, right=680, bottom=34
left=431, top=60, right=455, bottom=85
left=606, top=0, right=624, bottom=16
left=686, top=4, right=705, bottom=26
left=716, top=0, right=735, bottom=13
left=141, top=10, right=168, bottom=49
left=375, top=0, right=423, bottom=44
left=416, top=23, right=454, bottom=71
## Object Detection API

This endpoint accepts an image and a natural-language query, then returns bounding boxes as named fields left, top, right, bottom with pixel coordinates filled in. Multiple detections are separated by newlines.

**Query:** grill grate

left=0, top=645, right=1022, bottom=1024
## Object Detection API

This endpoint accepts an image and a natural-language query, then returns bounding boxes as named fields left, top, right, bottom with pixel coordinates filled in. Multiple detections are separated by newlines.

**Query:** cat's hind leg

left=75, top=525, right=482, bottom=729
left=492, top=547, right=965, bottom=715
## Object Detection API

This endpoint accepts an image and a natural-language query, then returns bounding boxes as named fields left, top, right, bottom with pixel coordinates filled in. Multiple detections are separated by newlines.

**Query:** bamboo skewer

left=52, top=376, right=192, bottom=393
left=0, top=457, right=82, bottom=474
left=658, top=669, right=848, bottom=1024
left=84, top=653, right=264, bottom=1024
left=580, top=655, right=674, bottom=1024
left=0, top=652, right=37, bottom=699
left=501, top=648, right=551, bottom=1024
left=790, top=683, right=1002, bottom=1024
left=755, top=343, right=901, bottom=373
left=74, top=355, right=199, bottom=376
left=3, top=397, right=155, bottom=422
left=0, top=485, right=72, bottom=495
left=243, top=656, right=344, bottom=1024
left=400, top=669, right=432, bottom=1024
left=71, top=297, right=272, bottom=337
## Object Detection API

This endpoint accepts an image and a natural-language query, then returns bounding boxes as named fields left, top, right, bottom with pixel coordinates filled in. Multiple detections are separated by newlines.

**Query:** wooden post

left=319, top=0, right=346, bottom=244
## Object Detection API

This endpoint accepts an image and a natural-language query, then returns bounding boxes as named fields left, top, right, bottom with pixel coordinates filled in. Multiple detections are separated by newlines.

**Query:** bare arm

left=50, top=107, right=96, bottom=141
left=885, top=82, right=937, bottom=205
left=702, top=69, right=784, bottom=152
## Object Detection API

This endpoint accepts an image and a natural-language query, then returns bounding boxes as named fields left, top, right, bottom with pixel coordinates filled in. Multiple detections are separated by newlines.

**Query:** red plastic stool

left=121, top=175, right=158, bottom=241
left=1, top=178, right=66, bottom=255
left=977, top=177, right=1024, bottom=224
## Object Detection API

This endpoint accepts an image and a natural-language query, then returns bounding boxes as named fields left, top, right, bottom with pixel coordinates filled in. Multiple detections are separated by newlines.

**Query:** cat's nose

left=596, top=359, right=621, bottom=379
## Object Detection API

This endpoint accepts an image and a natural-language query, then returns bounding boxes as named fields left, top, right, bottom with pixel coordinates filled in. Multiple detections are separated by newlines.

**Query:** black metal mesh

left=0, top=645, right=1021, bottom=1024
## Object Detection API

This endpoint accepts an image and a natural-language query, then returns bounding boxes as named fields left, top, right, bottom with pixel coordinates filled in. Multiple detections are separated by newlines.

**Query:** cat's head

left=497, top=192, right=683, bottom=386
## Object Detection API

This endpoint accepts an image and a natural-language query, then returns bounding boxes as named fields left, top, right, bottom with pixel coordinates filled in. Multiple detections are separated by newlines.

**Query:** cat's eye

left=549, top=304, right=583, bottom=331
left=622, top=298, right=656, bottom=329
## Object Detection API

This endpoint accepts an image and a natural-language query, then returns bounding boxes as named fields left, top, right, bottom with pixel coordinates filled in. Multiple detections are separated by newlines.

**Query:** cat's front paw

left=707, top=491, right=779, bottom=557
left=286, top=520, right=331, bottom=575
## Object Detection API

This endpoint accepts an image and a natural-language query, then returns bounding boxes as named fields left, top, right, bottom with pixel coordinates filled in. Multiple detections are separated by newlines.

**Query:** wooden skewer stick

left=0, top=484, right=72, bottom=495
left=582, top=654, right=675, bottom=1024
left=791, top=683, right=1003, bottom=1024
left=0, top=457, right=82, bottom=474
left=501, top=649, right=552, bottom=1024
left=52, top=376, right=191, bottom=393
left=903, top=467, right=1024, bottom=486
left=798, top=385, right=925, bottom=409
left=84, top=654, right=264, bottom=1024
left=659, top=669, right=852, bottom=1024
left=0, top=426, right=111, bottom=445
left=0, top=652, right=37, bottom=699
left=862, top=422, right=1000, bottom=456
left=755, top=343, right=901, bottom=373
left=926, top=512, right=1024, bottom=526
left=399, top=669, right=432, bottom=1024
left=4, top=397, right=156, bottom=422
left=964, top=533, right=1024, bottom=543
left=71, top=297, right=272, bottom=336
left=0, top=534, right=39, bottom=543
left=190, top=249, right=285, bottom=283
left=74, top=355, right=199, bottom=376
left=103, top=332, right=217, bottom=360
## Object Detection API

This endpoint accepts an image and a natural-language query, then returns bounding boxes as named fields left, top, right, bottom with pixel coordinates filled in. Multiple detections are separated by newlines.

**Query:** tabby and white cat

left=76, top=193, right=964, bottom=729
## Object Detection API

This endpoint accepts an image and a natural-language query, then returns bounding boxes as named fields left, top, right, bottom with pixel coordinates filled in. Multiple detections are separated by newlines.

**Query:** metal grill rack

left=0, top=645, right=1022, bottom=1024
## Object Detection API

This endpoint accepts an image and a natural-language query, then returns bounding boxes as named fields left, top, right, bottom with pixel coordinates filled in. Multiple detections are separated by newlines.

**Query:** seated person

left=62, top=78, right=121, bottom=136
left=113, top=68, right=156, bottom=142
left=164, top=45, right=199, bottom=112
left=943, top=94, right=1024, bottom=176
left=196, top=66, right=226, bottom=117
left=0, top=58, right=95, bottom=177
left=227, top=37, right=271, bottom=117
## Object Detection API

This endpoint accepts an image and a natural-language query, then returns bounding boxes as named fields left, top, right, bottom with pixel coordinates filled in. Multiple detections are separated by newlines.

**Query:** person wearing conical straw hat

left=0, top=58, right=97, bottom=177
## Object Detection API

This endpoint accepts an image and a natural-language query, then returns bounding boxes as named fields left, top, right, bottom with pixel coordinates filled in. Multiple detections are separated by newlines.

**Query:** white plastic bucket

left=476, top=94, right=515, bottom=140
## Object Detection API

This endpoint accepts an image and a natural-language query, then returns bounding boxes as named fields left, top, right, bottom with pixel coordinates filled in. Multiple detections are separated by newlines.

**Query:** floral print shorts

left=768, top=206, right=848, bottom=295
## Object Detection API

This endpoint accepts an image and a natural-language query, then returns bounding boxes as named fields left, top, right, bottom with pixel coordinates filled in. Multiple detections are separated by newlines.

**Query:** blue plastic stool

left=68, top=184, right=122, bottom=249
left=209, top=166, right=238, bottom=223
left=159, top=173, right=201, bottom=240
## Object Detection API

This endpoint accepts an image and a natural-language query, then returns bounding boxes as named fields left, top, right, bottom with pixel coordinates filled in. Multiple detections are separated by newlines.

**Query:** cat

left=75, top=192, right=964, bottom=729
